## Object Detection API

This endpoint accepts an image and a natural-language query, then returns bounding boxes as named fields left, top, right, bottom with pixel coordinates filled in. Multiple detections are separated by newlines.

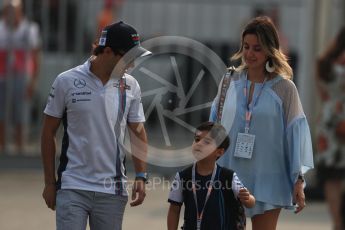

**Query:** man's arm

left=167, top=203, right=181, bottom=230
left=127, top=122, right=147, bottom=207
left=41, top=114, right=61, bottom=210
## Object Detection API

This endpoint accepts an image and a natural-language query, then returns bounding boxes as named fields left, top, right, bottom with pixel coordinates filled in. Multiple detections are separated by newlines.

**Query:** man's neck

left=196, top=160, right=216, bottom=176
left=90, top=56, right=113, bottom=85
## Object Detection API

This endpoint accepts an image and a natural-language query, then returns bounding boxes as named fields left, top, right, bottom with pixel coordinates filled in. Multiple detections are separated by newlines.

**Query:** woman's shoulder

left=225, top=67, right=244, bottom=82
left=270, top=76, right=298, bottom=94
left=265, top=76, right=302, bottom=109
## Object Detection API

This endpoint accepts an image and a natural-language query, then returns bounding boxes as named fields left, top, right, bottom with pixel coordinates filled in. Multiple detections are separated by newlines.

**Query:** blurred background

left=0, top=0, right=344, bottom=229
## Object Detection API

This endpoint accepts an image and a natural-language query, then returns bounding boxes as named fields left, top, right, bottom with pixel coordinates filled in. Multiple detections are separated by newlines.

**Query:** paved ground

left=0, top=169, right=333, bottom=230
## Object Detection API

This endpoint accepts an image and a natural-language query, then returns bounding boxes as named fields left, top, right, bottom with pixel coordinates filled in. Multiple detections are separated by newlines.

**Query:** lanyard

left=192, top=163, right=217, bottom=230
left=119, top=77, right=127, bottom=112
left=113, top=76, right=127, bottom=184
left=243, top=74, right=267, bottom=133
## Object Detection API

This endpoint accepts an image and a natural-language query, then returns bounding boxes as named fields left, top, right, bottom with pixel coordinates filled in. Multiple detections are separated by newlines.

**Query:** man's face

left=112, top=50, right=135, bottom=77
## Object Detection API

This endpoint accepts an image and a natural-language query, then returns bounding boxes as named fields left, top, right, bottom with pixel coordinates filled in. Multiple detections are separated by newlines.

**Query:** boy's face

left=192, top=130, right=224, bottom=161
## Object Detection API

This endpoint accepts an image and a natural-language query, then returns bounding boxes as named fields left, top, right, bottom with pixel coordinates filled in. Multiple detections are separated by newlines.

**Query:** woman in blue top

left=210, top=16, right=314, bottom=230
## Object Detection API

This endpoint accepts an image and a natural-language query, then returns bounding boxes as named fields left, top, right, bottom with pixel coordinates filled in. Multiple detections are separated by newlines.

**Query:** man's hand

left=293, top=180, right=306, bottom=214
left=42, top=184, right=56, bottom=210
left=130, top=179, right=146, bottom=207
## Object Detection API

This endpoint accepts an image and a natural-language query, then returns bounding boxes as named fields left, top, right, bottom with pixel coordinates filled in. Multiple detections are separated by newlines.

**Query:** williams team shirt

left=44, top=59, right=145, bottom=196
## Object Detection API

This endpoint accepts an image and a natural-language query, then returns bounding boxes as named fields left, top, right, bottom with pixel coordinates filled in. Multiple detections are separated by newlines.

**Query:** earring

left=265, top=59, right=275, bottom=73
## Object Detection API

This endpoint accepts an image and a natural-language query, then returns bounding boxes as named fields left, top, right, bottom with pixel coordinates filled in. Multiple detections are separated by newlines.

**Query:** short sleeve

left=43, top=76, right=66, bottom=118
left=286, top=117, right=314, bottom=183
left=271, top=79, right=314, bottom=183
left=232, top=172, right=244, bottom=197
left=127, top=81, right=145, bottom=123
left=168, top=173, right=183, bottom=205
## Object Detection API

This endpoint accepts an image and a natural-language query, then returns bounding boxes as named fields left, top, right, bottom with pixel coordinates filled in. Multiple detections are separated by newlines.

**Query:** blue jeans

left=56, top=189, right=128, bottom=230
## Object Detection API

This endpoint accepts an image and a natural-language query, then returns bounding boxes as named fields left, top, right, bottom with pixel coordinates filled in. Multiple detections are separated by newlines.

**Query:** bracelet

left=135, top=172, right=148, bottom=182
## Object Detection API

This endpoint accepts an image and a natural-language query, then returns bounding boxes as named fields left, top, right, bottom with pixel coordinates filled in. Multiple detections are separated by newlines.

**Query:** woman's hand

left=293, top=180, right=305, bottom=214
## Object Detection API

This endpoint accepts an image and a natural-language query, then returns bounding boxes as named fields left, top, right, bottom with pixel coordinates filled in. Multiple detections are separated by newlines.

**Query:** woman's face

left=242, top=34, right=268, bottom=70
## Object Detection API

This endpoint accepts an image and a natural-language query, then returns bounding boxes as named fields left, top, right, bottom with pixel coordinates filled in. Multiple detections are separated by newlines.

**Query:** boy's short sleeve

left=168, top=172, right=183, bottom=205
left=232, top=172, right=244, bottom=197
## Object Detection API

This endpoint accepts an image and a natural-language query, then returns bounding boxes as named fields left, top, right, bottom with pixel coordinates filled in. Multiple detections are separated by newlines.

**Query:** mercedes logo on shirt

left=74, top=79, right=86, bottom=88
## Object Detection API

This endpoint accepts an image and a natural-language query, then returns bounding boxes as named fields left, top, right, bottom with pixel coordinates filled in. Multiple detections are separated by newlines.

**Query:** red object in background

left=0, top=50, right=29, bottom=76
left=0, top=50, right=6, bottom=75
left=335, top=101, right=343, bottom=113
left=335, top=120, right=345, bottom=142
left=317, top=134, right=328, bottom=152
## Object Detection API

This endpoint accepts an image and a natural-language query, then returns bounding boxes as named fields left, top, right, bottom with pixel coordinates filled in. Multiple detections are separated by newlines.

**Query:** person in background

left=210, top=16, right=314, bottom=230
left=315, top=26, right=345, bottom=230
left=93, top=0, right=124, bottom=51
left=41, top=21, right=151, bottom=230
left=0, top=0, right=41, bottom=153
left=97, top=0, right=124, bottom=36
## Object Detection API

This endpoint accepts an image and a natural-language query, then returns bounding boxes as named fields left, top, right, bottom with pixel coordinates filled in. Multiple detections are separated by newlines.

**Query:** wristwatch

left=135, top=172, right=148, bottom=183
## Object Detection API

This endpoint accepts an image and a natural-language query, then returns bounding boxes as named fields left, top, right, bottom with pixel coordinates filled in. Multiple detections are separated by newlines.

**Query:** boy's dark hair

left=195, top=121, right=230, bottom=151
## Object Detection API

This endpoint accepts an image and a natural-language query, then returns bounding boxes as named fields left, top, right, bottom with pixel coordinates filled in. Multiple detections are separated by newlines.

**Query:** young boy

left=167, top=122, right=255, bottom=230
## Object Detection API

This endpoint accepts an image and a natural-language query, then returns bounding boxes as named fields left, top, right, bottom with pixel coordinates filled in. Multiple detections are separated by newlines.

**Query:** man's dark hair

left=195, top=121, right=230, bottom=151
left=92, top=45, right=125, bottom=56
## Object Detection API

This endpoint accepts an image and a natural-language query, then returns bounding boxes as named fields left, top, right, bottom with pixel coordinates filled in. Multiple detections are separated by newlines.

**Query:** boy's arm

left=167, top=203, right=181, bottom=230
left=167, top=172, right=183, bottom=230
left=232, top=172, right=255, bottom=208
